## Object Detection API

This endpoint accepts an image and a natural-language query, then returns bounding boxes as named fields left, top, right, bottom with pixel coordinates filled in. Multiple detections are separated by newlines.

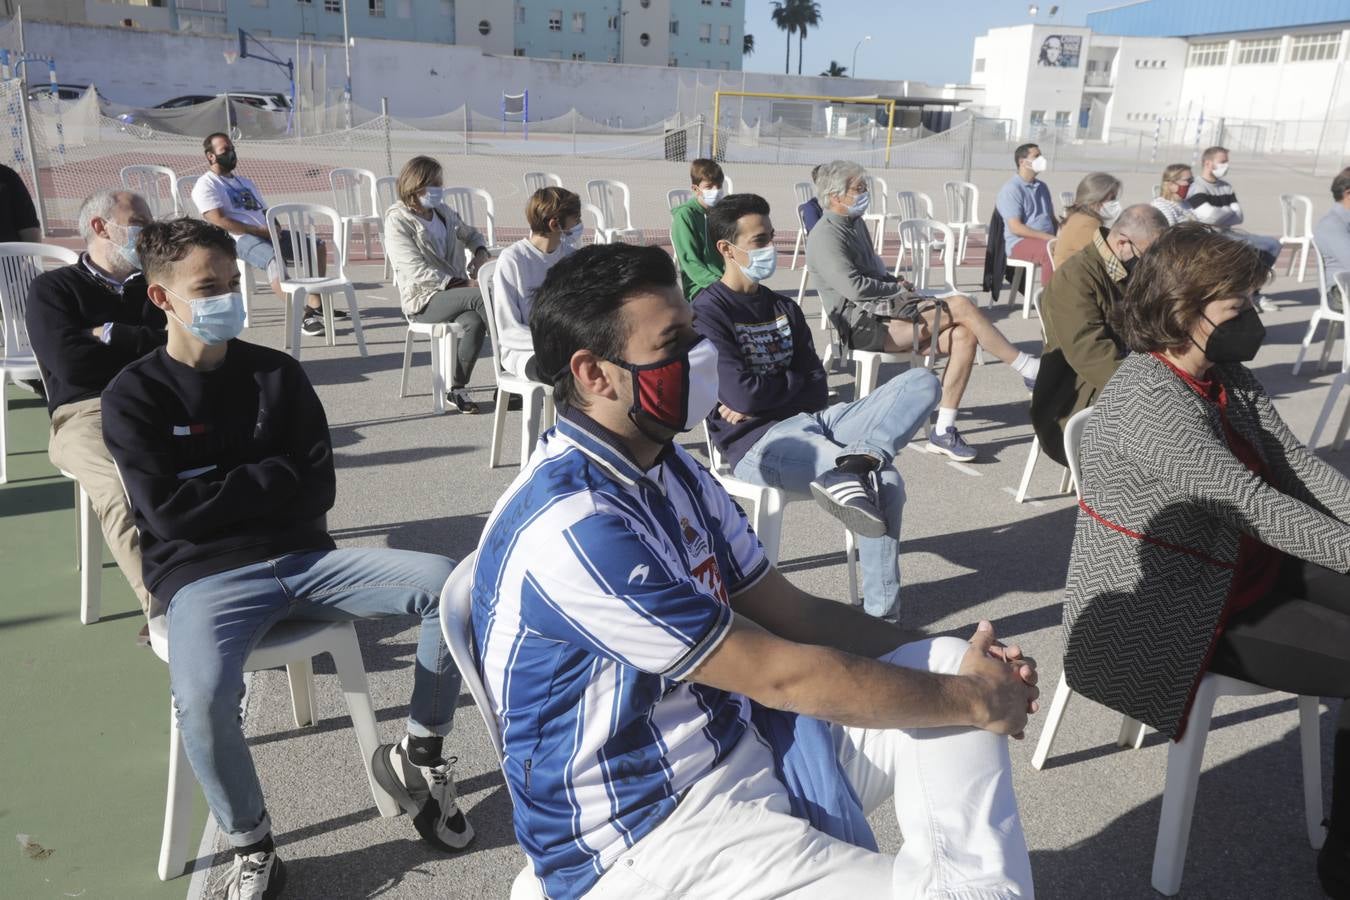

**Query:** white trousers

left=585, top=637, right=1033, bottom=900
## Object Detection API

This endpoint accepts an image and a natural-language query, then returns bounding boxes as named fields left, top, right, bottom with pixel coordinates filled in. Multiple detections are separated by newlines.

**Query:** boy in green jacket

left=671, top=158, right=728, bottom=301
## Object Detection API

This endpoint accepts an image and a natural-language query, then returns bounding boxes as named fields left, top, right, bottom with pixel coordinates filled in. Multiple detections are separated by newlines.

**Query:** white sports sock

left=1012, top=352, right=1040, bottom=379
left=935, top=407, right=958, bottom=432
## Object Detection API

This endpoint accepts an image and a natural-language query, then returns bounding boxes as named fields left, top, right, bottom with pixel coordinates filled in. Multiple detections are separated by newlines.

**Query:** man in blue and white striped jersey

left=472, top=243, right=1039, bottom=900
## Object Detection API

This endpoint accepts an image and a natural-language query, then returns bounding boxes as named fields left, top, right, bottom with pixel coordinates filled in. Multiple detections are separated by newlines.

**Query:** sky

left=741, top=0, right=1091, bottom=85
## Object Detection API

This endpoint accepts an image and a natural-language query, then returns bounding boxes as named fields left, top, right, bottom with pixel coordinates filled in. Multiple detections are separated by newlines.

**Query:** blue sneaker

left=927, top=425, right=977, bottom=461
left=1023, top=374, right=1036, bottom=392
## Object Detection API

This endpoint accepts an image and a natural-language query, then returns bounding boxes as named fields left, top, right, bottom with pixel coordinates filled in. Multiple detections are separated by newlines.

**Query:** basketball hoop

left=223, top=50, right=239, bottom=65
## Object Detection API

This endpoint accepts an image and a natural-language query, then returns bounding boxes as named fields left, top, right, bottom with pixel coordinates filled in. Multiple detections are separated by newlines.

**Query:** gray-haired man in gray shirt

left=1315, top=167, right=1350, bottom=298
left=805, top=160, right=1040, bottom=461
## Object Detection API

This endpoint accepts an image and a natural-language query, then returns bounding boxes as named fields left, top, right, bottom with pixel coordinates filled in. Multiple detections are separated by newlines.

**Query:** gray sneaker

left=372, top=739, right=475, bottom=851
left=927, top=425, right=977, bottom=461
left=225, top=848, right=285, bottom=900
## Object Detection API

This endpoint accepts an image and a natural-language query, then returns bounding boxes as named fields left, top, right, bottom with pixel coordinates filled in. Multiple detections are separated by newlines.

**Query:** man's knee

left=877, top=635, right=968, bottom=675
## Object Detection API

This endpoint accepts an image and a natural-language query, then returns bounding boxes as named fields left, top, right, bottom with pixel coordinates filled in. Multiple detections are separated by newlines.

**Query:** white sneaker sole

left=925, top=441, right=977, bottom=462
left=809, top=481, right=888, bottom=538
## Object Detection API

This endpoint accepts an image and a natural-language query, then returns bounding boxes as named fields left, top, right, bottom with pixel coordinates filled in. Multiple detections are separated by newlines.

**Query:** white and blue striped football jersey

left=472, top=410, right=769, bottom=900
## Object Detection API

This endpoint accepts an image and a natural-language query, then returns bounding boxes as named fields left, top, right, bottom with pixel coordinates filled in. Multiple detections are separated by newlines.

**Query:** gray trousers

left=411, top=286, right=487, bottom=389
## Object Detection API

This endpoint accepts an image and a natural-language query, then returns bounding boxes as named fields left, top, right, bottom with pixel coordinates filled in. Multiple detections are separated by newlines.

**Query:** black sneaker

left=506, top=394, right=523, bottom=412
left=330, top=306, right=349, bottom=319
left=225, top=847, right=285, bottom=900
left=448, top=389, right=480, bottom=414
left=1319, top=826, right=1350, bottom=899
left=372, top=739, right=476, bottom=851
left=300, top=309, right=326, bottom=336
left=809, top=466, right=887, bottom=538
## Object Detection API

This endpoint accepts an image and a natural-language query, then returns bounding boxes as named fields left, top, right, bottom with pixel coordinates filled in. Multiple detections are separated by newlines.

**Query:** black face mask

left=1198, top=306, right=1265, bottom=363
left=1121, top=255, right=1139, bottom=277
left=214, top=149, right=237, bottom=172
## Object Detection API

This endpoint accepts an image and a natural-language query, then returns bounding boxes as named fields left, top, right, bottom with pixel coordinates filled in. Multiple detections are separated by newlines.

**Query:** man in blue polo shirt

left=472, top=242, right=1038, bottom=900
left=996, top=142, right=1058, bottom=290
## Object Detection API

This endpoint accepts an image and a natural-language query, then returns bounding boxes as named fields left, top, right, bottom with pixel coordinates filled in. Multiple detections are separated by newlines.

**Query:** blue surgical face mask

left=109, top=221, right=143, bottom=270
left=165, top=288, right=246, bottom=345
left=846, top=191, right=871, bottom=218
left=734, top=243, right=777, bottom=283
left=420, top=186, right=443, bottom=208
left=563, top=221, right=584, bottom=242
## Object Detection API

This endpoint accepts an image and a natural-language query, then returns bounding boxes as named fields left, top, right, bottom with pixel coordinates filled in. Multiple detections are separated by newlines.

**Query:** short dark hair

left=137, top=217, right=237, bottom=285
left=531, top=243, right=678, bottom=410
left=1114, top=222, right=1269, bottom=353
left=689, top=158, right=724, bottom=187
left=1201, top=145, right=1228, bottom=164
left=1333, top=167, right=1350, bottom=203
left=1014, top=143, right=1039, bottom=166
left=706, top=193, right=770, bottom=248
left=203, top=132, right=230, bottom=154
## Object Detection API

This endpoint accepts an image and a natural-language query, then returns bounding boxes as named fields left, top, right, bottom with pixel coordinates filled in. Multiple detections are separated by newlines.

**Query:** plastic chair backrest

left=586, top=179, right=633, bottom=232
left=176, top=175, right=200, bottom=217
left=1046, top=237, right=1058, bottom=273
left=523, top=172, right=563, bottom=193
left=1280, top=193, right=1313, bottom=240
left=1063, top=406, right=1094, bottom=501
left=721, top=174, right=735, bottom=195
left=443, top=187, right=496, bottom=248
left=374, top=176, right=398, bottom=217
left=702, top=423, right=730, bottom=475
left=895, top=191, right=933, bottom=222
left=794, top=181, right=814, bottom=206
left=1058, top=190, right=1074, bottom=209
left=867, top=176, right=890, bottom=216
left=0, top=243, right=79, bottom=356
left=477, top=260, right=512, bottom=381
left=667, top=188, right=693, bottom=211
left=120, top=164, right=179, bottom=219
left=265, top=203, right=342, bottom=279
left=436, top=551, right=504, bottom=760
left=943, top=181, right=980, bottom=227
left=897, top=219, right=955, bottom=291
left=580, top=202, right=607, bottom=242
left=330, top=167, right=376, bottom=219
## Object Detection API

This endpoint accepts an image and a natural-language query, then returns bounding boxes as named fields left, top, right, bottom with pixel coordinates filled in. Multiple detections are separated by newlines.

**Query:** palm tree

left=743, top=33, right=755, bottom=57
left=821, top=61, right=848, bottom=77
left=794, top=0, right=822, bottom=76
left=769, top=2, right=795, bottom=74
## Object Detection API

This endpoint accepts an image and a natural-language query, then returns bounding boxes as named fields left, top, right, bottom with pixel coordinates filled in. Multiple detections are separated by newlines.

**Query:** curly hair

left=1114, top=222, right=1270, bottom=353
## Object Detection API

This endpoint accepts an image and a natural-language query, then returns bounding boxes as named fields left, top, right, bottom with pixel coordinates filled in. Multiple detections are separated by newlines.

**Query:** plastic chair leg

left=520, top=389, right=545, bottom=469
left=1309, top=373, right=1349, bottom=450
left=843, top=530, right=859, bottom=607
left=1117, top=716, right=1147, bottom=749
left=1059, top=467, right=1073, bottom=495
left=398, top=332, right=415, bottom=399
left=1299, top=695, right=1326, bottom=849
left=752, top=488, right=784, bottom=565
left=1015, top=437, right=1040, bottom=504
left=1151, top=677, right=1219, bottom=896
left=157, top=701, right=196, bottom=881
left=856, top=355, right=882, bottom=399
left=78, top=484, right=102, bottom=625
left=1321, top=320, right=1342, bottom=373
left=0, top=377, right=7, bottom=485
left=1298, top=243, right=1310, bottom=283
left=790, top=231, right=803, bottom=270
left=72, top=481, right=81, bottom=568
left=286, top=287, right=309, bottom=359
left=1030, top=673, right=1073, bottom=770
left=286, top=658, right=316, bottom=728
left=342, top=286, right=367, bottom=357
left=489, top=389, right=510, bottom=468
left=430, top=330, right=448, bottom=415
left=329, top=623, right=401, bottom=818
left=1335, top=391, right=1350, bottom=452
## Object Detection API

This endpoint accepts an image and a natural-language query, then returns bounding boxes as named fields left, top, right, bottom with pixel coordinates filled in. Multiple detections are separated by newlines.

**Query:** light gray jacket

left=384, top=201, right=486, bottom=317
left=804, top=209, right=916, bottom=321
left=1063, top=352, right=1350, bottom=738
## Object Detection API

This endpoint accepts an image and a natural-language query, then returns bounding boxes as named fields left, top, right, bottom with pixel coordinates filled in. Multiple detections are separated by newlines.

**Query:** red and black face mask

left=610, top=337, right=720, bottom=440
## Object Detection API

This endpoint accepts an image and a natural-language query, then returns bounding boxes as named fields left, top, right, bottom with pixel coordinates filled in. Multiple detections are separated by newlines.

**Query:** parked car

left=155, top=92, right=292, bottom=112
left=26, top=82, right=93, bottom=102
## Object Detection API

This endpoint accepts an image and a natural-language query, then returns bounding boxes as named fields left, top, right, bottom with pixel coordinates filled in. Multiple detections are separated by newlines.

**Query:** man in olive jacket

left=1033, top=204, right=1167, bottom=464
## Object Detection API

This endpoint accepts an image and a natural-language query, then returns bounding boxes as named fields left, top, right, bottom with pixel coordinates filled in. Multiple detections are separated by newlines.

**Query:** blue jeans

left=733, top=368, right=940, bottom=618
left=1230, top=230, right=1282, bottom=269
left=167, top=548, right=459, bottom=846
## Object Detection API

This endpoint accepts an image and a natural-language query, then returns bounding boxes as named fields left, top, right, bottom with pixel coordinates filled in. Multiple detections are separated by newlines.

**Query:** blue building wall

left=514, top=1, right=623, bottom=62
left=668, top=1, right=743, bottom=69
left=221, top=0, right=455, bottom=45
left=1086, top=0, right=1350, bottom=38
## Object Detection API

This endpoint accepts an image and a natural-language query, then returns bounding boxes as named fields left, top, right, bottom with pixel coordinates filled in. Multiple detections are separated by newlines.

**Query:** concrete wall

left=1176, top=28, right=1350, bottom=124
left=1098, top=36, right=1188, bottom=140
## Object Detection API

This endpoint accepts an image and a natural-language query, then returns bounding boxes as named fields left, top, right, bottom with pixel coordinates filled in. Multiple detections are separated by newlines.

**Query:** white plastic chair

left=790, top=181, right=814, bottom=270
left=150, top=615, right=400, bottom=880
left=1293, top=243, right=1349, bottom=377
left=1305, top=271, right=1350, bottom=452
left=374, top=175, right=398, bottom=281
left=862, top=176, right=900, bottom=256
left=175, top=175, right=200, bottom=218
left=943, top=181, right=987, bottom=270
left=580, top=202, right=609, bottom=246
left=179, top=174, right=261, bottom=322
left=397, top=261, right=466, bottom=416
left=266, top=204, right=367, bottom=360
left=478, top=261, right=555, bottom=469
left=436, top=552, right=546, bottom=900
left=1058, top=189, right=1073, bottom=209
left=120, top=164, right=180, bottom=219
left=666, top=188, right=693, bottom=211
left=58, top=468, right=103, bottom=623
left=853, top=303, right=945, bottom=399
left=1006, top=257, right=1042, bottom=322
left=892, top=219, right=957, bottom=292
left=1031, top=405, right=1325, bottom=897
left=1278, top=193, right=1314, bottom=283
left=523, top=172, right=562, bottom=193
left=330, top=167, right=381, bottom=262
left=586, top=179, right=643, bottom=244
left=443, top=187, right=498, bottom=252
left=0, top=243, right=79, bottom=484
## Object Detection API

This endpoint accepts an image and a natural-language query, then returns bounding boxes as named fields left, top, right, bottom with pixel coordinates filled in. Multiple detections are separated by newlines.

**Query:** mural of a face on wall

left=1038, top=34, right=1081, bottom=67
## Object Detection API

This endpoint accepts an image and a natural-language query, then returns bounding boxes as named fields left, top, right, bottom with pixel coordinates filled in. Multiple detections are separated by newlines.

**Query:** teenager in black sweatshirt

left=101, top=218, right=472, bottom=899
left=25, top=189, right=163, bottom=618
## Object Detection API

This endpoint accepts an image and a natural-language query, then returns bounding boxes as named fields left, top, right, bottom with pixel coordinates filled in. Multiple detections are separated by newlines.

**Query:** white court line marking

left=903, top=443, right=982, bottom=476
left=1000, top=485, right=1045, bottom=507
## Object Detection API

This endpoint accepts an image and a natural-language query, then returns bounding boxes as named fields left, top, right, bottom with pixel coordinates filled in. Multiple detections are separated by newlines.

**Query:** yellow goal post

left=712, top=90, right=898, bottom=166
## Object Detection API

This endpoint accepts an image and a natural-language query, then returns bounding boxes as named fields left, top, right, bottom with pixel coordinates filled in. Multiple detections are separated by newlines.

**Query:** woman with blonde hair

left=385, top=155, right=489, bottom=413
left=1151, top=163, right=1197, bottom=227
left=1051, top=171, right=1123, bottom=268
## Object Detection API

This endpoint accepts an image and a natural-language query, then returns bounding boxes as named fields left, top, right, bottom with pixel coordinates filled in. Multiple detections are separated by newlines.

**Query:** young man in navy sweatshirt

left=691, top=194, right=940, bottom=621
left=101, top=219, right=470, bottom=900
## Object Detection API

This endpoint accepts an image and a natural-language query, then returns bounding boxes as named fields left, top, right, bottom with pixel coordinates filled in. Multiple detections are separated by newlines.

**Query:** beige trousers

left=48, top=397, right=154, bottom=617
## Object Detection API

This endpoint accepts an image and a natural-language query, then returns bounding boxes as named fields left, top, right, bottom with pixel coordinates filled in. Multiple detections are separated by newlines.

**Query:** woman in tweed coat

left=1062, top=223, right=1350, bottom=897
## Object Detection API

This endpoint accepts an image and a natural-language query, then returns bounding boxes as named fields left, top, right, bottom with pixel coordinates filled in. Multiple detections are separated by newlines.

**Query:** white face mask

left=420, top=186, right=443, bottom=208
left=1099, top=200, right=1122, bottom=225
left=700, top=187, right=723, bottom=205
left=1212, top=162, right=1229, bottom=178
left=1031, top=156, right=1048, bottom=175
left=734, top=243, right=778, bottom=283
left=845, top=191, right=871, bottom=217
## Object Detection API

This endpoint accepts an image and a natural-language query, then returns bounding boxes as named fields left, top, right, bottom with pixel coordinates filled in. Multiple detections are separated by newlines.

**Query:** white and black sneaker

left=372, top=738, right=476, bottom=851
left=300, top=308, right=326, bottom=336
left=809, top=466, right=887, bottom=538
left=225, top=847, right=285, bottom=900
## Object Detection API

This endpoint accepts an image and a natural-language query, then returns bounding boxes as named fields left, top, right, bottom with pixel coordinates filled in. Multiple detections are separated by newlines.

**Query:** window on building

left=298, top=0, right=310, bottom=4
left=368, top=0, right=382, bottom=15
left=178, top=12, right=227, bottom=31
left=573, top=11, right=585, bottom=32
left=479, top=19, right=491, bottom=35
left=255, top=27, right=270, bottom=35
left=1029, top=110, right=1045, bottom=128
left=669, top=57, right=679, bottom=66
left=514, top=48, right=526, bottom=56
left=722, top=0, right=733, bottom=6
left=396, top=0, right=410, bottom=18
left=1054, top=111, right=1070, bottom=128
left=514, top=4, right=524, bottom=24
left=572, top=51, right=585, bottom=60
left=699, top=22, right=711, bottom=43
left=639, top=32, right=650, bottom=46
left=251, top=0, right=268, bottom=8
left=607, top=55, right=617, bottom=63
left=700, top=0, right=711, bottom=5
left=549, top=10, right=561, bottom=31
left=1290, top=32, right=1342, bottom=62
left=608, top=15, right=619, bottom=30
left=719, top=24, right=730, bottom=45
left=973, top=58, right=985, bottom=73
left=1235, top=37, right=1280, bottom=65
left=640, top=0, right=650, bottom=7
left=720, top=60, right=731, bottom=69
left=1187, top=41, right=1228, bottom=67
left=178, top=0, right=224, bottom=9
left=670, top=19, right=678, bottom=35
left=323, top=0, right=339, bottom=12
